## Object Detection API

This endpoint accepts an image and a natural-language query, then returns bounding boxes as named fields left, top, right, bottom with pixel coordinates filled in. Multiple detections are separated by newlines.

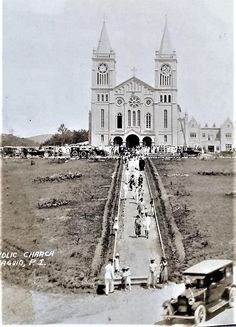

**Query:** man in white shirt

left=104, top=259, right=115, bottom=295
left=143, top=214, right=151, bottom=239
left=148, top=259, right=158, bottom=289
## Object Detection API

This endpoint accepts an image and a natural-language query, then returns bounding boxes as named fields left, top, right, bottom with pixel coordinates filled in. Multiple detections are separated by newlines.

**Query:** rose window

left=129, top=96, right=140, bottom=108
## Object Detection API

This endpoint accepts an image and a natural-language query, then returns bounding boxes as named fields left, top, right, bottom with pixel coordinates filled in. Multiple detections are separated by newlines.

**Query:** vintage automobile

left=70, top=145, right=93, bottom=158
left=27, top=147, right=45, bottom=157
left=180, top=146, right=201, bottom=157
left=163, top=259, right=235, bottom=325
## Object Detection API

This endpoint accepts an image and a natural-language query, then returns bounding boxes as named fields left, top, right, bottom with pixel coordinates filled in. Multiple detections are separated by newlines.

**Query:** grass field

left=152, top=157, right=235, bottom=271
left=2, top=158, right=116, bottom=292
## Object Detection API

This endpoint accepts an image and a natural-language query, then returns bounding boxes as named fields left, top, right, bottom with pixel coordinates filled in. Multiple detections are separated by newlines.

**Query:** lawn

left=152, top=157, right=235, bottom=271
left=2, top=158, right=116, bottom=292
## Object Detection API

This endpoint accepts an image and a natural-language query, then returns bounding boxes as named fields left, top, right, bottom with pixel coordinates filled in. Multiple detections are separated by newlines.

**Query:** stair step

left=114, top=276, right=148, bottom=286
left=208, top=299, right=228, bottom=313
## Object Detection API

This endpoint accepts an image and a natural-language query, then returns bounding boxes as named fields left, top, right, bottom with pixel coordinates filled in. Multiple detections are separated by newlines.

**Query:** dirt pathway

left=116, top=167, right=162, bottom=276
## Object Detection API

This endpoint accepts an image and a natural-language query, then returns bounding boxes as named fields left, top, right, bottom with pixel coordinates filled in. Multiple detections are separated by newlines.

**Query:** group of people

left=104, top=151, right=168, bottom=296
left=104, top=254, right=131, bottom=295
left=104, top=255, right=168, bottom=295
left=123, top=155, right=152, bottom=239
left=148, top=257, right=168, bottom=289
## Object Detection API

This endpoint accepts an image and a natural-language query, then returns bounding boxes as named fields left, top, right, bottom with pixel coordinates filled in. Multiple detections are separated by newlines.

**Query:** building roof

left=159, top=16, right=173, bottom=54
left=183, top=259, right=232, bottom=275
left=114, top=76, right=155, bottom=92
left=97, top=21, right=112, bottom=53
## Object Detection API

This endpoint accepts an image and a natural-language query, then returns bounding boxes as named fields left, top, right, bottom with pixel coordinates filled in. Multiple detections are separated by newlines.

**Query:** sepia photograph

left=1, top=0, right=235, bottom=325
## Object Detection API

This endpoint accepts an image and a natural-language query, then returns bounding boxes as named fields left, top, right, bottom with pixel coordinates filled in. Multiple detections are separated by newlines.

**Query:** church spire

left=97, top=21, right=112, bottom=53
left=159, top=16, right=173, bottom=54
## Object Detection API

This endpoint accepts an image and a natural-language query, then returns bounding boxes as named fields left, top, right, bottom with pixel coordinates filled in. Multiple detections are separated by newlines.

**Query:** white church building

left=89, top=20, right=185, bottom=148
left=89, top=20, right=234, bottom=151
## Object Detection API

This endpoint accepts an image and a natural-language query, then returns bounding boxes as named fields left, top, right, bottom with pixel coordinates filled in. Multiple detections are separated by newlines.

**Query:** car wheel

left=72, top=151, right=78, bottom=157
left=80, top=151, right=87, bottom=158
left=194, top=304, right=206, bottom=325
left=163, top=304, right=173, bottom=324
left=229, top=287, right=236, bottom=308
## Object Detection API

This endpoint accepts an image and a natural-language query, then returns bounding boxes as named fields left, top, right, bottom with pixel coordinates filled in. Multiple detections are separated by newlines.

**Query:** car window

left=207, top=269, right=224, bottom=284
left=226, top=266, right=232, bottom=278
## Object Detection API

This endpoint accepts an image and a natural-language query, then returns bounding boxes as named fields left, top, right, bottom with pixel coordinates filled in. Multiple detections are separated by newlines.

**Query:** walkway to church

left=115, top=166, right=163, bottom=277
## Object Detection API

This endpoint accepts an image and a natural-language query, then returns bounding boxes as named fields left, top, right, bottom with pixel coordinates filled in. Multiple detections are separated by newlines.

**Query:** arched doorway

left=143, top=136, right=152, bottom=147
left=126, top=134, right=140, bottom=148
left=113, top=136, right=123, bottom=146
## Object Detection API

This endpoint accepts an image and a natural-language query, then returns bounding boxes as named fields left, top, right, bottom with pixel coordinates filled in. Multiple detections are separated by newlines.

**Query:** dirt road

left=3, top=281, right=235, bottom=325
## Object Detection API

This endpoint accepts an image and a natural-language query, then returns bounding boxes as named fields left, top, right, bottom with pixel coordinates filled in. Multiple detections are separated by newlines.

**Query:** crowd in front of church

left=104, top=151, right=168, bottom=296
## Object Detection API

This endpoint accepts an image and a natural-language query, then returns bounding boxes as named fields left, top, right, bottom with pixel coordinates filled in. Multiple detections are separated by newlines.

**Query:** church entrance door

left=113, top=136, right=123, bottom=146
left=126, top=134, right=140, bottom=148
left=143, top=136, right=152, bottom=147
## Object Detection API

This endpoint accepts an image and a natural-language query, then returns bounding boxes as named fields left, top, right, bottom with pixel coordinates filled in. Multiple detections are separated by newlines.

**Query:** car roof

left=183, top=259, right=232, bottom=275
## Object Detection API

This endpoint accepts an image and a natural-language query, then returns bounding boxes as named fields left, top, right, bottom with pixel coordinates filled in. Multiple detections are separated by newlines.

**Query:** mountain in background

left=1, top=134, right=38, bottom=147
left=27, top=134, right=53, bottom=144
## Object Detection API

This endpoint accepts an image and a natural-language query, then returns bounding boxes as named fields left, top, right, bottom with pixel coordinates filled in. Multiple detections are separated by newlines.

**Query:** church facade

left=89, top=20, right=184, bottom=148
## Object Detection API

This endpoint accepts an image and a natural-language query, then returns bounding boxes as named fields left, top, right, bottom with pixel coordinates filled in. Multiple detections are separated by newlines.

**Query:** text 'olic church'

left=89, top=19, right=186, bottom=148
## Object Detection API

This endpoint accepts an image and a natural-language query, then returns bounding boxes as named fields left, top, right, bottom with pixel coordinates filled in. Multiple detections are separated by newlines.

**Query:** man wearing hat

left=148, top=258, right=158, bottom=289
left=104, top=258, right=115, bottom=295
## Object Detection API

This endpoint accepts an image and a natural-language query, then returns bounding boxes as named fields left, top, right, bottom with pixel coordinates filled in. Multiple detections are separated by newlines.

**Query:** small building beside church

left=188, top=117, right=234, bottom=152
left=89, top=19, right=185, bottom=148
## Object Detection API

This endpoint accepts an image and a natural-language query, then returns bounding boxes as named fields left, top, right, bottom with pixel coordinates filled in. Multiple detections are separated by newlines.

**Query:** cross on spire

left=131, top=67, right=137, bottom=76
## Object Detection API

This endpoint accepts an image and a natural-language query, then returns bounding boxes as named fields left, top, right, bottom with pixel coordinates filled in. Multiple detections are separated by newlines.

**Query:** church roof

left=159, top=17, right=173, bottom=54
left=114, top=76, right=155, bottom=91
left=97, top=21, right=112, bottom=53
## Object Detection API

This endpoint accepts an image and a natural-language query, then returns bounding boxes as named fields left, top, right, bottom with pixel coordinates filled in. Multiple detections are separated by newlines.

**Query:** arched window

left=101, top=109, right=104, bottom=128
left=128, top=110, right=131, bottom=127
left=164, top=110, right=168, bottom=128
left=164, top=95, right=167, bottom=103
left=97, top=94, right=100, bottom=102
left=101, top=94, right=104, bottom=102
left=133, top=111, right=136, bottom=126
left=160, top=95, right=163, bottom=102
left=168, top=95, right=171, bottom=102
left=137, top=110, right=140, bottom=126
left=117, top=113, right=122, bottom=129
left=106, top=94, right=108, bottom=102
left=146, top=113, right=151, bottom=129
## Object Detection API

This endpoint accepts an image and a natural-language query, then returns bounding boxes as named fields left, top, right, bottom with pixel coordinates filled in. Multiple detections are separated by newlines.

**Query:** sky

left=3, top=0, right=234, bottom=137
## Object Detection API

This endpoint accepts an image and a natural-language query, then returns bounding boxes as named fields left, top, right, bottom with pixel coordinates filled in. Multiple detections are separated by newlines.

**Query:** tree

left=42, top=126, right=89, bottom=146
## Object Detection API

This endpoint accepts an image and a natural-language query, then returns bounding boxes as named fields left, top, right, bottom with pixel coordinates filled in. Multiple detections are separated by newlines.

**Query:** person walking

left=138, top=174, right=143, bottom=187
left=159, top=257, right=168, bottom=285
left=134, top=215, right=142, bottom=237
left=143, top=214, right=151, bottom=239
left=125, top=167, right=130, bottom=184
left=148, top=259, right=158, bottom=288
left=137, top=198, right=145, bottom=217
left=138, top=185, right=144, bottom=202
left=104, top=259, right=115, bottom=295
left=114, top=253, right=120, bottom=274
left=149, top=198, right=154, bottom=216
left=129, top=174, right=135, bottom=191
left=123, top=182, right=128, bottom=200
left=124, top=266, right=132, bottom=291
